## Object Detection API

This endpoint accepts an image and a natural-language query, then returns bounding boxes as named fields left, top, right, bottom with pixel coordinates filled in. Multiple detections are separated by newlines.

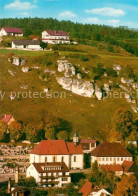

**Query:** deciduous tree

left=0, top=121, right=7, bottom=141
left=114, top=175, right=138, bottom=196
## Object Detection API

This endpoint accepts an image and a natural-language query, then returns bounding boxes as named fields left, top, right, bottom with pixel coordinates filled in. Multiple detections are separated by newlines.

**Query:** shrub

left=80, top=55, right=89, bottom=61
left=108, top=45, right=114, bottom=52
left=106, top=67, right=117, bottom=77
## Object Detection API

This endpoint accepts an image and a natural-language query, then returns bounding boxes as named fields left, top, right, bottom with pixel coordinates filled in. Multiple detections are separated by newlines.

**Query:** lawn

left=0, top=49, right=52, bottom=56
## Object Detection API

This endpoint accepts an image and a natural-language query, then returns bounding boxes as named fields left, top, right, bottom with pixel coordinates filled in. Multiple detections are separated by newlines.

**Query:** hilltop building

left=27, top=162, right=71, bottom=187
left=12, top=40, right=41, bottom=50
left=42, top=30, right=70, bottom=44
left=0, top=27, right=23, bottom=37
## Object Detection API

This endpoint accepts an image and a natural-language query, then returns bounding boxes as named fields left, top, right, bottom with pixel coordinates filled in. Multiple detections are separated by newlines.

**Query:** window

left=121, top=158, right=123, bottom=161
left=110, top=158, right=112, bottom=161
left=106, top=158, right=108, bottom=161
left=74, top=156, right=76, bottom=162
left=45, top=157, right=47, bottom=162
left=61, top=156, right=64, bottom=162
left=62, top=177, right=67, bottom=181
left=117, top=158, right=119, bottom=161
left=102, top=158, right=105, bottom=161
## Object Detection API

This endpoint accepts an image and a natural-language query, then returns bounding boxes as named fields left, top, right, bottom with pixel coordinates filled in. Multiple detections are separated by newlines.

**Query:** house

left=42, top=30, right=70, bottom=44
left=0, top=114, right=15, bottom=125
left=91, top=143, right=132, bottom=166
left=12, top=40, right=41, bottom=50
left=30, top=138, right=84, bottom=169
left=80, top=140, right=97, bottom=153
left=78, top=181, right=111, bottom=196
left=100, top=160, right=134, bottom=176
left=0, top=27, right=23, bottom=37
left=26, top=162, right=71, bottom=187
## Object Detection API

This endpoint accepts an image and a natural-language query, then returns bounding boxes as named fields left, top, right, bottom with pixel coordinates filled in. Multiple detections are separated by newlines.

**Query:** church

left=29, top=133, right=84, bottom=169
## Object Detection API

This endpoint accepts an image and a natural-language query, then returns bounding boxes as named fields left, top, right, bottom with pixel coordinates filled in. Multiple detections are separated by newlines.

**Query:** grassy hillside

left=0, top=44, right=137, bottom=140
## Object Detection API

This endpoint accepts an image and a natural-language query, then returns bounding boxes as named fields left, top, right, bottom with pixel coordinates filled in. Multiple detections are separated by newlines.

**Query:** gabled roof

left=122, top=160, right=134, bottom=172
left=78, top=181, right=93, bottom=196
left=91, top=143, right=132, bottom=157
left=30, top=140, right=69, bottom=155
left=45, top=30, right=69, bottom=36
left=32, top=162, right=69, bottom=173
left=80, top=140, right=96, bottom=144
left=100, top=161, right=134, bottom=172
left=66, top=142, right=83, bottom=154
left=12, top=40, right=40, bottom=45
left=1, top=114, right=13, bottom=124
left=100, top=164, right=123, bottom=172
left=30, top=140, right=83, bottom=155
left=3, top=27, right=23, bottom=34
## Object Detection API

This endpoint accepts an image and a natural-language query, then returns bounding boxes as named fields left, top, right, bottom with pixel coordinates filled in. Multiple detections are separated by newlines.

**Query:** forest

left=0, top=17, right=138, bottom=55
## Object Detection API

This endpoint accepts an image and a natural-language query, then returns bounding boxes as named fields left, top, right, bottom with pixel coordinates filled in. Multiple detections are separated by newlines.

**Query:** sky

left=0, top=0, right=138, bottom=28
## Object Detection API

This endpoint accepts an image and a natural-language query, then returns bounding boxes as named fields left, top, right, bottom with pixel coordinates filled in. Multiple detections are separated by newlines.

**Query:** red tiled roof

left=100, top=164, right=123, bottom=172
left=3, top=27, right=23, bottom=34
left=30, top=140, right=83, bottom=155
left=33, top=162, right=69, bottom=173
left=78, top=181, right=92, bottom=196
left=66, top=142, right=83, bottom=154
left=45, top=30, right=69, bottom=36
left=100, top=161, right=134, bottom=173
left=91, top=143, right=132, bottom=157
left=80, top=140, right=96, bottom=144
left=1, top=114, right=13, bottom=123
left=122, top=160, right=134, bottom=172
left=30, top=140, right=70, bottom=155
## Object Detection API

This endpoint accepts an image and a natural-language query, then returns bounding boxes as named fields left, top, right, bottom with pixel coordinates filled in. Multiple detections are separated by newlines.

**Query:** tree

left=40, top=41, right=47, bottom=50
left=24, top=123, right=40, bottom=143
left=112, top=108, right=134, bottom=140
left=0, top=121, right=7, bottom=141
left=18, top=177, right=37, bottom=187
left=45, top=127, right=56, bottom=140
left=65, top=183, right=78, bottom=196
left=57, top=131, right=69, bottom=140
left=114, top=175, right=138, bottom=196
left=9, top=121, right=23, bottom=142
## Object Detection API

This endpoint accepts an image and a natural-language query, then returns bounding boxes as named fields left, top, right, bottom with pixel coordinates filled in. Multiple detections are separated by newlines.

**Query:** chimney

left=7, top=177, right=11, bottom=194
left=15, top=166, right=19, bottom=184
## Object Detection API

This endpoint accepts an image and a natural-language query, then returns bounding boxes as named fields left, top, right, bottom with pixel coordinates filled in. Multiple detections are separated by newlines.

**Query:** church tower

left=73, top=131, right=79, bottom=145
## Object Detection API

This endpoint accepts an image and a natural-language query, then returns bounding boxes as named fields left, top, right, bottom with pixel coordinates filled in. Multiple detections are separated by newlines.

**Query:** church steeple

left=73, top=131, right=79, bottom=145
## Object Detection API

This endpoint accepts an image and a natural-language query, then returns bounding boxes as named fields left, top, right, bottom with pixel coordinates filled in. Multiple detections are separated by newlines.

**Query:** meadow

left=0, top=44, right=137, bottom=140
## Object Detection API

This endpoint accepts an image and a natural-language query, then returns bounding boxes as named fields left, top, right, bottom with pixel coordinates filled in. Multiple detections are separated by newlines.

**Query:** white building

left=30, top=139, right=84, bottom=169
left=78, top=181, right=111, bottom=196
left=12, top=40, right=41, bottom=50
left=91, top=143, right=133, bottom=166
left=27, top=162, right=71, bottom=187
left=0, top=27, right=23, bottom=37
left=80, top=139, right=97, bottom=153
left=42, top=30, right=70, bottom=44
